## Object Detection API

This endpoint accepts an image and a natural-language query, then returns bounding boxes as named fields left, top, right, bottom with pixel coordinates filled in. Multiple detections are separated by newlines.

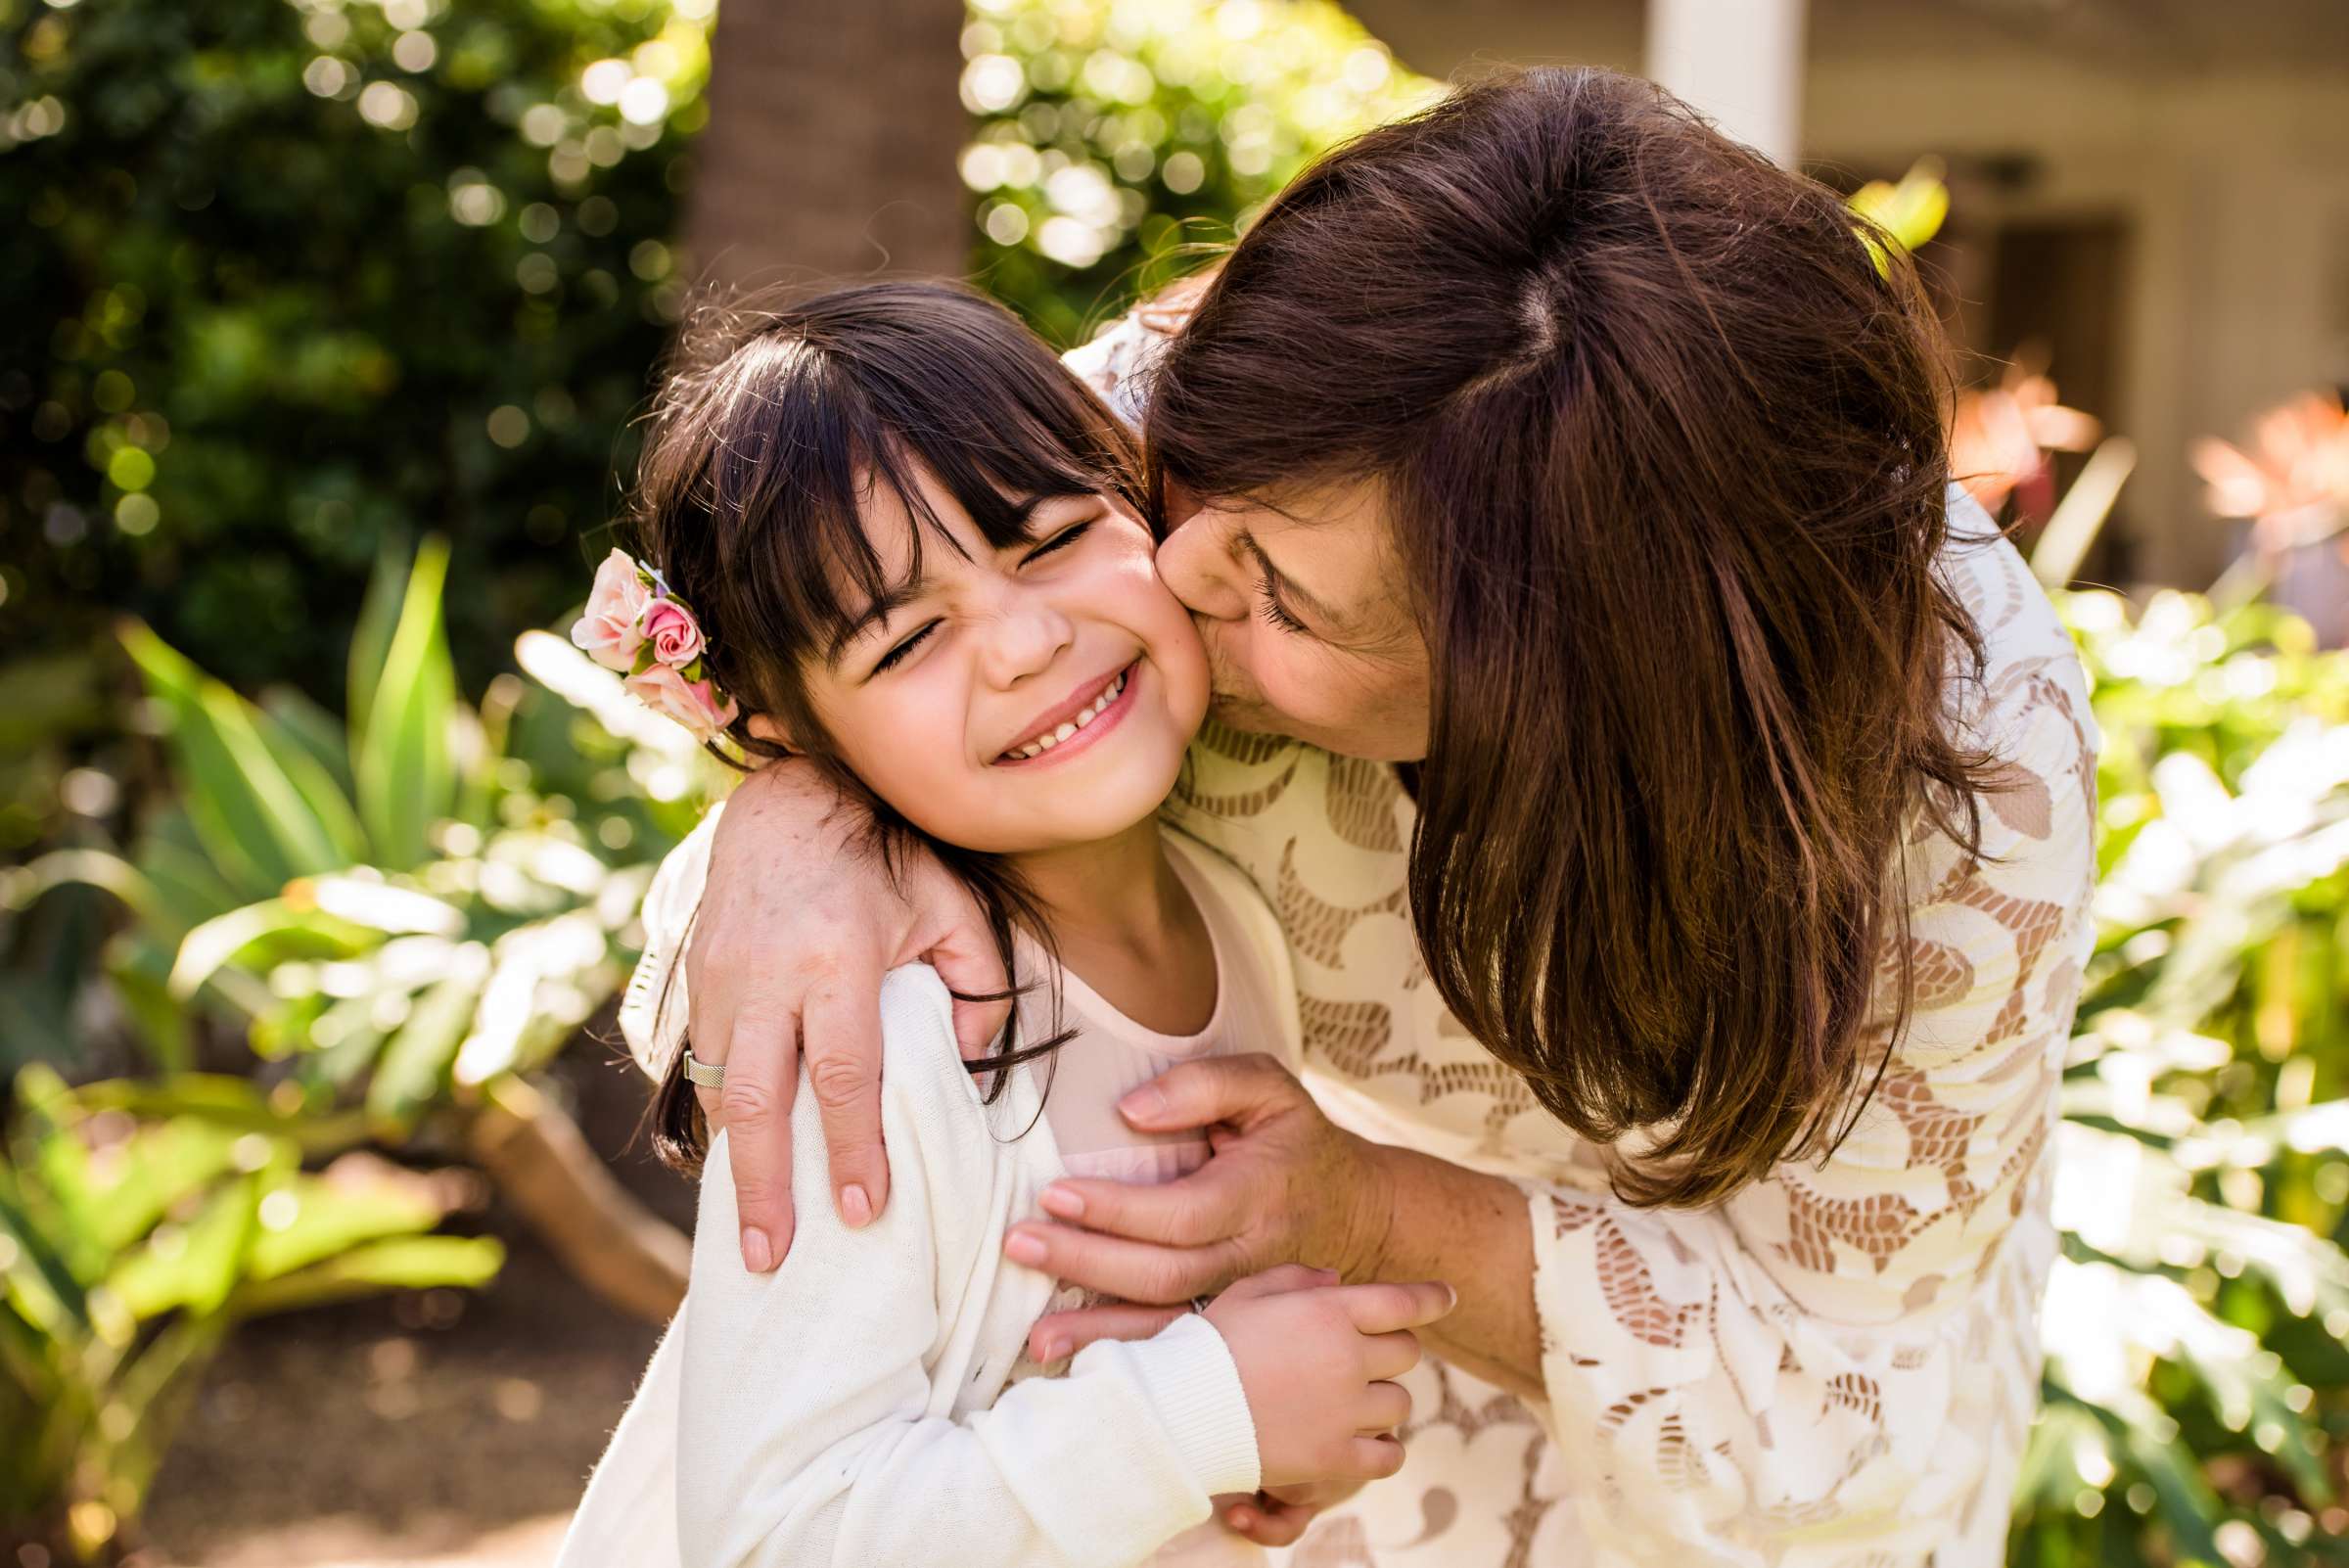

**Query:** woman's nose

left=980, top=595, right=1075, bottom=686
left=1155, top=512, right=1250, bottom=623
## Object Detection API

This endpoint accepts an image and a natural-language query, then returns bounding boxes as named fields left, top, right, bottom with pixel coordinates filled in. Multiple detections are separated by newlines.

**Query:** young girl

left=552, top=282, right=1452, bottom=1568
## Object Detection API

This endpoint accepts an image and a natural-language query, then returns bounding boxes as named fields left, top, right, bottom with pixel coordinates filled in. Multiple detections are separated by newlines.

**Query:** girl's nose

left=980, top=595, right=1076, bottom=687
left=1155, top=511, right=1250, bottom=623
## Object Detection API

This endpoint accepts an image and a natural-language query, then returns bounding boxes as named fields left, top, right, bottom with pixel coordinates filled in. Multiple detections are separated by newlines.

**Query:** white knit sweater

left=554, top=960, right=1267, bottom=1568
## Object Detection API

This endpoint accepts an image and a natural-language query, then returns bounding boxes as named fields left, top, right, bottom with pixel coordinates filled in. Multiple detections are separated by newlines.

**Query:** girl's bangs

left=736, top=336, right=1136, bottom=664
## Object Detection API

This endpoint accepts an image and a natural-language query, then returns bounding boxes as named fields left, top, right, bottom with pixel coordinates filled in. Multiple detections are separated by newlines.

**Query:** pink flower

left=641, top=597, right=705, bottom=669
left=570, top=549, right=653, bottom=672
left=625, top=663, right=739, bottom=739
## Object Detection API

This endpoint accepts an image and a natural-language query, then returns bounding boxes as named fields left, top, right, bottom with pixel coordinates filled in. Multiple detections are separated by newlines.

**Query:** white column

left=1644, top=0, right=1809, bottom=167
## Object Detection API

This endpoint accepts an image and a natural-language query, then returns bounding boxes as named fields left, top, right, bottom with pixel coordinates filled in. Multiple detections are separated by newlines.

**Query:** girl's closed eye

left=872, top=620, right=940, bottom=675
left=1021, top=518, right=1093, bottom=564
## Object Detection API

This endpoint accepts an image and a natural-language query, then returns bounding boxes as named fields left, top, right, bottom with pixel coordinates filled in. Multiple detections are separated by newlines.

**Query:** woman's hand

left=685, top=761, right=1011, bottom=1270
left=1015, top=1052, right=1549, bottom=1403
left=1005, top=1055, right=1397, bottom=1331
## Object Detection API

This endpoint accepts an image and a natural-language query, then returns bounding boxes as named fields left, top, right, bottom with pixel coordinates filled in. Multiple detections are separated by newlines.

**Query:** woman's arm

left=620, top=782, right=1010, bottom=1269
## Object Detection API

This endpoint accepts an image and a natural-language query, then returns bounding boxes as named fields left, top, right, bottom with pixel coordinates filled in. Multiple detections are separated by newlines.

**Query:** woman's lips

left=993, top=662, right=1139, bottom=766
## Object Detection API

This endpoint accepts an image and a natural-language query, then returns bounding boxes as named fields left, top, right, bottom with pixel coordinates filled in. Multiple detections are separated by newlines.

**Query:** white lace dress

left=1064, top=312, right=2101, bottom=1568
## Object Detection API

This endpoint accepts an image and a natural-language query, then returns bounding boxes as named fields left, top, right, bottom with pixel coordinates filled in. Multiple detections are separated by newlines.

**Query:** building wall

left=1347, top=0, right=2349, bottom=588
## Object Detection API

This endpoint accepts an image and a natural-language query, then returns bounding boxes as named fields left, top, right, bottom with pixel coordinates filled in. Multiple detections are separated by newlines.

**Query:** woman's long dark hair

left=1145, top=68, right=1999, bottom=1208
left=627, top=280, right=1148, bottom=1169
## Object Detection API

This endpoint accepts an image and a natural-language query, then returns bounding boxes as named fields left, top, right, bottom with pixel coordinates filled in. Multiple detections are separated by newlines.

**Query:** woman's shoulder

left=1059, top=272, right=1214, bottom=431
left=1937, top=484, right=2101, bottom=765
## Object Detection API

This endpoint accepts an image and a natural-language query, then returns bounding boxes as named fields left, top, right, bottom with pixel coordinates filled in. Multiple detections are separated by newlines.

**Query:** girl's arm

left=675, top=967, right=1260, bottom=1568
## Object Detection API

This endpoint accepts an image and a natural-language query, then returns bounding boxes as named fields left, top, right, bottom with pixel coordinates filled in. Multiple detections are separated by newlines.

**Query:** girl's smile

left=993, top=661, right=1138, bottom=766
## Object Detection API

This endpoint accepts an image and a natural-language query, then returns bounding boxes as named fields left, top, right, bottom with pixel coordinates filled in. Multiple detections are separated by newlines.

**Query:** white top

left=558, top=830, right=1303, bottom=1568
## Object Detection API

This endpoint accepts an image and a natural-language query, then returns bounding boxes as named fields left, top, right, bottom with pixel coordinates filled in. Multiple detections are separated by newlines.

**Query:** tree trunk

left=686, top=0, right=972, bottom=292
left=467, top=1075, right=690, bottom=1324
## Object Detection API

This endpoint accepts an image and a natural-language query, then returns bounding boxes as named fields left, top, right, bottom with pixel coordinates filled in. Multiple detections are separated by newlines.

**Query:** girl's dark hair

left=628, top=280, right=1145, bottom=1170
left=1145, top=67, right=1998, bottom=1208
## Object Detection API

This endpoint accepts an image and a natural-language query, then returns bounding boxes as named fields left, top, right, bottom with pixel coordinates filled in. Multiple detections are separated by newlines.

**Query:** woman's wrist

left=1349, top=1142, right=1543, bottom=1400
left=1331, top=1132, right=1403, bottom=1284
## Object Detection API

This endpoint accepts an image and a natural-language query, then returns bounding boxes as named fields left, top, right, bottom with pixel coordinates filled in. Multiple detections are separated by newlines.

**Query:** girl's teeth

left=1004, top=669, right=1130, bottom=762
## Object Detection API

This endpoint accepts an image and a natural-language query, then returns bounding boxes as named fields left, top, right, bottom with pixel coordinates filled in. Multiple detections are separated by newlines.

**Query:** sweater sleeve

left=674, top=965, right=1261, bottom=1568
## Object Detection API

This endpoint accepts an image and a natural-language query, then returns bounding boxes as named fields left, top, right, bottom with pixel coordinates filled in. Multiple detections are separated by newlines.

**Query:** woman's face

left=784, top=466, right=1210, bottom=854
left=1153, top=478, right=1432, bottom=762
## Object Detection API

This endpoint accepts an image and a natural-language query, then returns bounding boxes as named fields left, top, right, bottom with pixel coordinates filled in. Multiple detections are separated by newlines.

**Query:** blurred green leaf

left=353, top=536, right=458, bottom=871
left=365, top=960, right=486, bottom=1134
left=230, top=1234, right=504, bottom=1316
left=119, top=621, right=348, bottom=898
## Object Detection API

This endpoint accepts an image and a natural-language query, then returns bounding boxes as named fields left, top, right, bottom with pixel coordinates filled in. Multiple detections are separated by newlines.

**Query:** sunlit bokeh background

left=4, top=1, right=2346, bottom=1564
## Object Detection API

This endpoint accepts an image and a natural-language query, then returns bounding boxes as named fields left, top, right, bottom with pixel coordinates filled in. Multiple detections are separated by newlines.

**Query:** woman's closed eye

left=1253, top=568, right=1310, bottom=635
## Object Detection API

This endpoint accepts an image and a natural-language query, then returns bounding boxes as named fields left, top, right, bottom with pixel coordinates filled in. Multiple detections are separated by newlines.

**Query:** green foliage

left=1, top=1064, right=499, bottom=1560
left=4, top=542, right=715, bottom=1554
left=0, top=0, right=714, bottom=697
left=2013, top=590, right=2349, bottom=1564
left=50, top=542, right=716, bottom=1110
left=958, top=0, right=1441, bottom=343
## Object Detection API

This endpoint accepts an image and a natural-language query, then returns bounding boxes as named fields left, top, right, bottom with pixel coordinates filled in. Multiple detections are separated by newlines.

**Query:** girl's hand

left=1219, top=1480, right=1363, bottom=1547
left=1201, top=1266, right=1453, bottom=1490
left=1004, top=1055, right=1397, bottom=1326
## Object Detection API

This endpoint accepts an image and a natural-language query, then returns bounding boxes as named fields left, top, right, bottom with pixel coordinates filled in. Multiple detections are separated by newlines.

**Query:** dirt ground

left=137, top=1057, right=688, bottom=1568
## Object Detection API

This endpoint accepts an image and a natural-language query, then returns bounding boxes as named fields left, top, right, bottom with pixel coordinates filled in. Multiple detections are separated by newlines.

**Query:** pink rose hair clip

left=570, top=548, right=740, bottom=740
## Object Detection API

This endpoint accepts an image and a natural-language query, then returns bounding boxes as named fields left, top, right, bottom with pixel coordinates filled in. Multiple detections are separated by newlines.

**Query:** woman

left=642, top=68, right=2098, bottom=1564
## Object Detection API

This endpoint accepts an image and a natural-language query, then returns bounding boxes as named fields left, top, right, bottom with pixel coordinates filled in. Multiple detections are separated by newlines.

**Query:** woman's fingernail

left=1118, top=1084, right=1166, bottom=1123
left=742, top=1227, right=773, bottom=1272
left=1037, top=1334, right=1071, bottom=1362
left=1227, top=1507, right=1254, bottom=1530
left=841, top=1184, right=873, bottom=1227
left=1039, top=1184, right=1083, bottom=1220
left=1004, top=1230, right=1047, bottom=1266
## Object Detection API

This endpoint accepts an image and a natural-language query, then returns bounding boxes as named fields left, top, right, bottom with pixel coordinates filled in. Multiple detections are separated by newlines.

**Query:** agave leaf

left=251, top=699, right=367, bottom=865
left=104, top=1173, right=264, bottom=1321
left=165, top=897, right=377, bottom=1001
left=117, top=620, right=347, bottom=899
left=365, top=954, right=487, bottom=1135
left=347, top=538, right=411, bottom=739
left=352, top=536, right=458, bottom=871
left=228, top=1234, right=504, bottom=1318
left=245, top=1169, right=444, bottom=1282
left=258, top=685, right=357, bottom=799
left=133, top=811, right=251, bottom=942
